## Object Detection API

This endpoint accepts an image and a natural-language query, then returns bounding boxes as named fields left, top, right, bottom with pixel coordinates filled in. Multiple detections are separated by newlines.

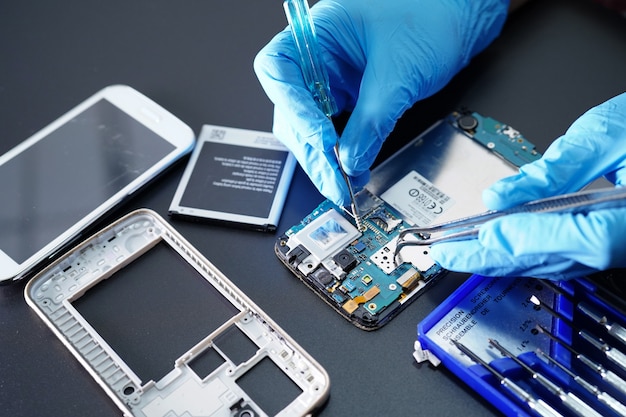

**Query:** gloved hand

left=429, top=92, right=626, bottom=280
left=254, top=0, right=508, bottom=206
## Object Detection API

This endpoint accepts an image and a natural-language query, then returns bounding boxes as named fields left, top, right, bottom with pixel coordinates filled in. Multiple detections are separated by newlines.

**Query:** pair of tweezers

left=394, top=186, right=626, bottom=257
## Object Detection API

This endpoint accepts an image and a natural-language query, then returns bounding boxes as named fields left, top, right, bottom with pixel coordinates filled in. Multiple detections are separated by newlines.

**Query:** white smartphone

left=25, top=209, right=330, bottom=417
left=0, top=85, right=195, bottom=283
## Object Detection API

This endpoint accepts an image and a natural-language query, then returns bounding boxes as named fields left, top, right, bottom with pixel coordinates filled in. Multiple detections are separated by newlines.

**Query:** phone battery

left=169, top=124, right=296, bottom=231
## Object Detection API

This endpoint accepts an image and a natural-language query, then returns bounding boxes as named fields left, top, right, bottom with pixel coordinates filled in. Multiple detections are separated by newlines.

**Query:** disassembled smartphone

left=275, top=111, right=542, bottom=330
left=169, top=124, right=296, bottom=232
left=0, top=85, right=195, bottom=283
left=25, top=209, right=330, bottom=417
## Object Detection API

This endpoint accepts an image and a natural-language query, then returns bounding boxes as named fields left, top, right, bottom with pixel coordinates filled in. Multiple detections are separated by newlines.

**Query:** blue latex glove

left=430, top=92, right=626, bottom=280
left=254, top=0, right=508, bottom=206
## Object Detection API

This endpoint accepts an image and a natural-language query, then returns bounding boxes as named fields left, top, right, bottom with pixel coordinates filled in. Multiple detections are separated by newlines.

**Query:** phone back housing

left=25, top=209, right=329, bottom=417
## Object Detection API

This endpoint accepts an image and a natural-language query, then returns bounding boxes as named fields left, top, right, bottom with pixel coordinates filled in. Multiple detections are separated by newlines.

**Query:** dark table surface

left=2, top=0, right=626, bottom=416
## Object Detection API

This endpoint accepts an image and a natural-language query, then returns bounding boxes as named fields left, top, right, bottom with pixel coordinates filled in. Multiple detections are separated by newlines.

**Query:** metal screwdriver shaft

left=283, top=0, right=365, bottom=231
left=539, top=279, right=626, bottom=347
left=451, top=339, right=564, bottom=417
left=535, top=324, right=626, bottom=397
left=530, top=295, right=626, bottom=373
left=536, top=348, right=626, bottom=417
left=489, top=338, right=602, bottom=417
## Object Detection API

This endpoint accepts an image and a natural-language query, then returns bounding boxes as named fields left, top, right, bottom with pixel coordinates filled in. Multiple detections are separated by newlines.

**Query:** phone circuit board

left=276, top=192, right=437, bottom=329
left=275, top=111, right=541, bottom=330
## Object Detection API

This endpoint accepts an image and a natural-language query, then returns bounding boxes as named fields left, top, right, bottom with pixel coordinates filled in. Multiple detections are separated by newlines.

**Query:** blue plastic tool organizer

left=416, top=273, right=626, bottom=416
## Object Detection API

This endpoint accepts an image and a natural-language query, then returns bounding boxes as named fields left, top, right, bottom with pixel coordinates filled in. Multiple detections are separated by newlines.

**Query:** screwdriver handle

left=561, top=392, right=603, bottom=417
left=529, top=399, right=566, bottom=417
left=606, top=348, right=626, bottom=373
left=605, top=369, right=626, bottom=397
left=502, top=378, right=564, bottom=417
left=608, top=324, right=626, bottom=346
left=597, top=392, right=626, bottom=417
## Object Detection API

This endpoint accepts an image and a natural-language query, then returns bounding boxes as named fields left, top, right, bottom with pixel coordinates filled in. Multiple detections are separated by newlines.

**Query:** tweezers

left=394, top=186, right=626, bottom=259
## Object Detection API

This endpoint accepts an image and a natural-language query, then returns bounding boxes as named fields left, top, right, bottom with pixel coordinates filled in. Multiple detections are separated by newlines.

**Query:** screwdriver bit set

left=414, top=272, right=626, bottom=416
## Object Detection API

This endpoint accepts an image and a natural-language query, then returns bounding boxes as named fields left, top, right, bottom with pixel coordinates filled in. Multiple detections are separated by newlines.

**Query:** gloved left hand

left=429, top=92, right=626, bottom=280
left=254, top=0, right=509, bottom=207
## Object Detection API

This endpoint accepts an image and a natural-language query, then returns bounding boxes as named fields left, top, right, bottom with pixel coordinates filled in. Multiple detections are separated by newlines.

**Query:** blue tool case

left=415, top=272, right=626, bottom=417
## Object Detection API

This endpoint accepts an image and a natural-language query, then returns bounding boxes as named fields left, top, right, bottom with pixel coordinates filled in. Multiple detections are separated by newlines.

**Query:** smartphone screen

left=0, top=99, right=175, bottom=264
left=0, top=82, right=201, bottom=285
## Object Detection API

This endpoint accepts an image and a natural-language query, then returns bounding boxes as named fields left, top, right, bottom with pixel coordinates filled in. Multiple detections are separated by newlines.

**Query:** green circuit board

left=276, top=192, right=443, bottom=329
left=275, top=111, right=541, bottom=330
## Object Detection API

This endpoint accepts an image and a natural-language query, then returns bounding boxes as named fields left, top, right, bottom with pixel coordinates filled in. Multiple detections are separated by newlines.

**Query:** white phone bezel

left=24, top=209, right=330, bottom=417
left=0, top=85, right=195, bottom=283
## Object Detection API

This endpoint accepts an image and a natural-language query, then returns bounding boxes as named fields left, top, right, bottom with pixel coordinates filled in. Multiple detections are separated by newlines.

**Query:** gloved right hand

left=429, top=92, right=626, bottom=280
left=254, top=0, right=509, bottom=207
